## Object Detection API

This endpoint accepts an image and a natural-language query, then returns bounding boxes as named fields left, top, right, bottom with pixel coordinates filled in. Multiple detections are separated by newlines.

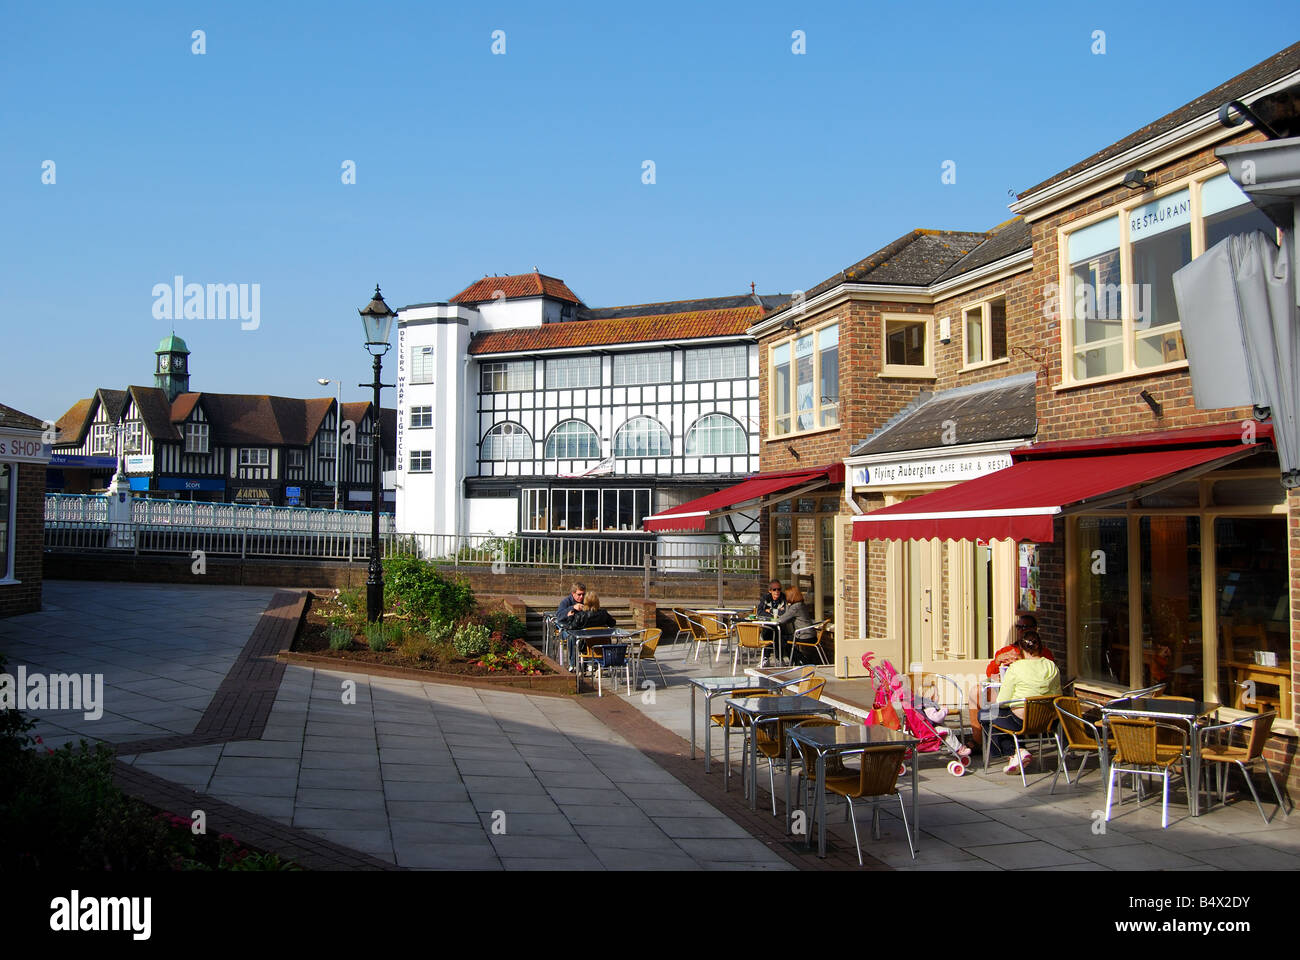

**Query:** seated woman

left=563, top=590, right=616, bottom=668
left=775, top=586, right=814, bottom=664
left=988, top=630, right=1061, bottom=773
left=967, top=613, right=1054, bottom=747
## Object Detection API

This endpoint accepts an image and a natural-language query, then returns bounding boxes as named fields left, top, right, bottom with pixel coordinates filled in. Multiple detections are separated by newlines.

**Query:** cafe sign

left=0, top=430, right=52, bottom=465
left=852, top=452, right=1012, bottom=489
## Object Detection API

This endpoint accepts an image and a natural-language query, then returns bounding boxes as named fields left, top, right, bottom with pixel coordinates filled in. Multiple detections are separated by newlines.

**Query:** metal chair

left=541, top=613, right=557, bottom=662
left=750, top=713, right=831, bottom=815
left=1197, top=712, right=1292, bottom=824
left=1104, top=683, right=1167, bottom=706
left=982, top=695, right=1059, bottom=786
left=788, top=717, right=850, bottom=818
left=682, top=613, right=728, bottom=663
left=1051, top=695, right=1113, bottom=794
left=823, top=745, right=915, bottom=863
left=578, top=641, right=631, bottom=697
left=1104, top=718, right=1189, bottom=829
left=789, top=620, right=831, bottom=666
left=630, top=628, right=667, bottom=690
left=732, top=621, right=775, bottom=674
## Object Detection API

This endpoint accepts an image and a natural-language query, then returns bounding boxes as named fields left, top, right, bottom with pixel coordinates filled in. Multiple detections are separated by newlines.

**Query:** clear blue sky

left=2, top=1, right=1296, bottom=422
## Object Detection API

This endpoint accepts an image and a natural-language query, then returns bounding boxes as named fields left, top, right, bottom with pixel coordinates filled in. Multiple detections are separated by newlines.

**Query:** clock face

left=173, top=356, right=184, bottom=371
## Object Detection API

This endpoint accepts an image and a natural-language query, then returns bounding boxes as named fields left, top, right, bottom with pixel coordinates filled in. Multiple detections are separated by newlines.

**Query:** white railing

left=45, top=493, right=393, bottom=534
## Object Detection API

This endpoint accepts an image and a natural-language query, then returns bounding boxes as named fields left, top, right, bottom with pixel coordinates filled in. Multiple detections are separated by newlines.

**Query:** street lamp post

left=316, top=377, right=341, bottom=510
left=359, top=285, right=396, bottom=624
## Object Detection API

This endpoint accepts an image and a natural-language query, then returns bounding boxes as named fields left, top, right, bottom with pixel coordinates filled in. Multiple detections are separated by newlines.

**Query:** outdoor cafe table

left=785, top=722, right=920, bottom=858
left=572, top=628, right=635, bottom=694
left=692, top=609, right=749, bottom=659
left=686, top=674, right=782, bottom=773
left=724, top=695, right=837, bottom=809
left=1101, top=697, right=1220, bottom=817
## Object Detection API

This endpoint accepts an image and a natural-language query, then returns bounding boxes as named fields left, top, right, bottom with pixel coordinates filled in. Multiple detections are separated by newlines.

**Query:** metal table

left=686, top=674, right=780, bottom=772
left=692, top=609, right=749, bottom=661
left=786, top=722, right=920, bottom=858
left=724, top=695, right=837, bottom=809
left=1101, top=697, right=1220, bottom=816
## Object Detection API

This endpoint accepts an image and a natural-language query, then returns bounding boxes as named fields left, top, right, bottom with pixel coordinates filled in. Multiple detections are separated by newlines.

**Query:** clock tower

left=154, top=333, right=191, bottom=401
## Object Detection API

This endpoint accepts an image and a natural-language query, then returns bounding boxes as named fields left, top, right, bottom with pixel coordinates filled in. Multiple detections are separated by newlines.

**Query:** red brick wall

left=0, top=463, right=45, bottom=617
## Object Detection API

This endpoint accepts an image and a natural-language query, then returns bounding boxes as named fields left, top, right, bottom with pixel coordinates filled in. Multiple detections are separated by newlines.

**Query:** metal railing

left=45, top=493, right=393, bottom=534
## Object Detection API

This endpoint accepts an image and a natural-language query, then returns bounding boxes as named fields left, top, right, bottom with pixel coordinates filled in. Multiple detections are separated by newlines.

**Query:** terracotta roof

left=170, top=393, right=201, bottom=423
left=128, top=386, right=181, bottom=441
left=54, top=398, right=94, bottom=444
left=1019, top=42, right=1300, bottom=199
left=451, top=272, right=582, bottom=305
left=0, top=402, right=46, bottom=432
left=468, top=305, right=765, bottom=355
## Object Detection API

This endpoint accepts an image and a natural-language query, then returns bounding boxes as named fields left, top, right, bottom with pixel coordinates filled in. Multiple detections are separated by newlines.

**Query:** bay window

left=769, top=321, right=839, bottom=436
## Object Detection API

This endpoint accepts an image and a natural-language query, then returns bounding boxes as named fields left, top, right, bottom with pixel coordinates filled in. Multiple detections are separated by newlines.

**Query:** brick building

left=0, top=403, right=51, bottom=617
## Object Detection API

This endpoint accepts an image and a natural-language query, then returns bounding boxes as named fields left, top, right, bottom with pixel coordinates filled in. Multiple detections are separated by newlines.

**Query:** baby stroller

left=861, top=653, right=973, bottom=777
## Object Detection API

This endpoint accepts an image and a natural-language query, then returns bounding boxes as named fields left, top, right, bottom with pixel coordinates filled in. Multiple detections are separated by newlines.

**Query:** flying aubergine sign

left=851, top=452, right=1012, bottom=489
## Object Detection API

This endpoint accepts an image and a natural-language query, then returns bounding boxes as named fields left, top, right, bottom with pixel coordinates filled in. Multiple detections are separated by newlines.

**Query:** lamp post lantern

left=359, top=285, right=396, bottom=623
left=316, top=378, right=342, bottom=510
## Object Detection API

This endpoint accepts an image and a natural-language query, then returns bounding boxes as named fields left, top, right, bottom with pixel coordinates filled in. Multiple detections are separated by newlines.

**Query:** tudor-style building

left=395, top=271, right=783, bottom=544
left=51, top=334, right=396, bottom=508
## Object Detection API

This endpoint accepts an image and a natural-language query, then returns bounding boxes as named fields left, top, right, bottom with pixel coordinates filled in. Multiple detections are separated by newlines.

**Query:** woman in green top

left=990, top=630, right=1061, bottom=773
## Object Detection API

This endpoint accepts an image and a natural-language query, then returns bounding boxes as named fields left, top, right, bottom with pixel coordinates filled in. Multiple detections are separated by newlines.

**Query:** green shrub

left=364, top=620, right=403, bottom=652
left=324, top=624, right=354, bottom=651
left=483, top=611, right=527, bottom=643
left=451, top=622, right=491, bottom=658
left=399, top=634, right=433, bottom=662
left=383, top=554, right=476, bottom=624
left=426, top=619, right=455, bottom=645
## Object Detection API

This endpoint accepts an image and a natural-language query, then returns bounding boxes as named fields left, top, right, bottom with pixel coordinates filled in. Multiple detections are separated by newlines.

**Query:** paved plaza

left=1, top=581, right=1297, bottom=870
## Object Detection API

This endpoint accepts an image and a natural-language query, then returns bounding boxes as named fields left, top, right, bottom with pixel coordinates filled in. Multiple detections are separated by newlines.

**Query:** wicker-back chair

left=732, top=621, right=774, bottom=673
left=1198, top=712, right=1292, bottom=824
left=982, top=694, right=1060, bottom=786
left=632, top=628, right=666, bottom=690
left=1104, top=718, right=1189, bottom=829
left=824, top=745, right=915, bottom=863
left=1051, top=696, right=1113, bottom=793
left=749, top=713, right=833, bottom=815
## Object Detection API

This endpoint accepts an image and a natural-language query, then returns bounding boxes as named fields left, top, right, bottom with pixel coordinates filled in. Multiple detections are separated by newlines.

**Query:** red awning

left=852, top=443, right=1260, bottom=543
left=644, top=463, right=845, bottom=532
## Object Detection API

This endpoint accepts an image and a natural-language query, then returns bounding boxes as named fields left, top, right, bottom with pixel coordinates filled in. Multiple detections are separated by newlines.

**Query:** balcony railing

left=45, top=493, right=393, bottom=534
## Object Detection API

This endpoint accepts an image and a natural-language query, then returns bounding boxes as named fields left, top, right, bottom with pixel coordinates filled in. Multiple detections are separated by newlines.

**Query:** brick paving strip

left=578, top=693, right=888, bottom=871
left=106, top=590, right=400, bottom=870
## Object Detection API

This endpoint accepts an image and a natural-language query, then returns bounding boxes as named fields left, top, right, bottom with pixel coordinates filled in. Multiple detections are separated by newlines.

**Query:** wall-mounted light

left=938, top=316, right=952, bottom=344
left=1139, top=388, right=1162, bottom=416
left=1122, top=169, right=1156, bottom=191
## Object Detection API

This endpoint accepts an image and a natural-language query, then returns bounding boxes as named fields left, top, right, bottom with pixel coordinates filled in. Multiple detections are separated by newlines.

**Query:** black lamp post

left=359, top=284, right=396, bottom=623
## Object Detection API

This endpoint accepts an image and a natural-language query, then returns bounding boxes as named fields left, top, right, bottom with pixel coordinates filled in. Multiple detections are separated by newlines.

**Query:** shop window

left=1074, top=517, right=1131, bottom=684
left=1215, top=517, right=1289, bottom=716
left=882, top=315, right=933, bottom=377
left=1138, top=517, right=1202, bottom=696
left=0, top=464, right=11, bottom=580
left=523, top=488, right=548, bottom=531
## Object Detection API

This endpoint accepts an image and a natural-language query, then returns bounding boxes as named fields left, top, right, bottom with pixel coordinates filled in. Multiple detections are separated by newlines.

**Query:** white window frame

left=880, top=314, right=934, bottom=379
left=480, top=360, right=534, bottom=393
left=357, top=431, right=373, bottom=463
left=1057, top=168, right=1277, bottom=388
left=409, top=450, right=432, bottom=473
left=612, top=351, right=672, bottom=386
left=409, top=406, right=433, bottom=428
left=613, top=417, right=671, bottom=458
left=685, top=413, right=748, bottom=456
left=122, top=420, right=144, bottom=453
left=961, top=296, right=1010, bottom=371
left=287, top=449, right=304, bottom=468
left=184, top=422, right=209, bottom=454
left=480, top=422, right=532, bottom=461
left=318, top=434, right=336, bottom=461
left=769, top=319, right=842, bottom=437
left=544, top=420, right=601, bottom=459
left=90, top=423, right=113, bottom=455
left=410, top=345, right=436, bottom=385
left=685, top=344, right=747, bottom=382
left=544, top=355, right=601, bottom=390
left=239, top=448, right=269, bottom=467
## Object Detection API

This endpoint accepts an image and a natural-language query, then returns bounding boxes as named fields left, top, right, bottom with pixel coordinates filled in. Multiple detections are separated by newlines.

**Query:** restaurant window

left=544, top=420, right=600, bottom=459
left=184, top=422, right=209, bottom=454
left=410, top=406, right=433, bottom=428
left=769, top=321, right=839, bottom=436
left=685, top=414, right=747, bottom=456
left=963, top=297, right=1008, bottom=367
left=1060, top=171, right=1279, bottom=385
left=1074, top=517, right=1130, bottom=685
left=600, top=488, right=652, bottom=532
left=0, top=464, right=11, bottom=580
left=774, top=516, right=792, bottom=573
left=480, top=422, right=532, bottom=461
left=613, top=351, right=672, bottom=386
left=544, top=355, right=601, bottom=390
left=1215, top=517, right=1289, bottom=714
left=523, top=488, right=548, bottom=531
left=550, top=489, right=600, bottom=532
left=881, top=315, right=933, bottom=377
left=480, top=360, right=534, bottom=393
left=1138, top=516, right=1202, bottom=696
left=614, top=417, right=670, bottom=457
left=409, top=450, right=432, bottom=472
left=410, top=346, right=435, bottom=385
left=685, top=345, right=747, bottom=381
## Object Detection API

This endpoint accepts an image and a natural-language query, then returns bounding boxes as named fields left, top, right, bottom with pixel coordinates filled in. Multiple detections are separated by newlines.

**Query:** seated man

left=758, top=579, right=787, bottom=619
left=555, top=582, right=587, bottom=671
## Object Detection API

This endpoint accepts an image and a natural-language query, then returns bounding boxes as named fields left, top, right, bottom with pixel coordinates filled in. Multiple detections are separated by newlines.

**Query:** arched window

left=544, top=420, right=600, bottom=459
left=480, top=422, right=532, bottom=460
left=685, top=414, right=748, bottom=456
left=613, top=417, right=670, bottom=457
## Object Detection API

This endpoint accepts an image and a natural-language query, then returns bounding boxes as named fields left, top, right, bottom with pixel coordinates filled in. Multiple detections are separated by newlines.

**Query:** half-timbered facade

left=395, top=272, right=783, bottom=539
left=51, top=334, right=395, bottom=508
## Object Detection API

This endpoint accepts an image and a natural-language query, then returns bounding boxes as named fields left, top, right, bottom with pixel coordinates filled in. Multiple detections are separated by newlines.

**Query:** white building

left=394, top=271, right=783, bottom=546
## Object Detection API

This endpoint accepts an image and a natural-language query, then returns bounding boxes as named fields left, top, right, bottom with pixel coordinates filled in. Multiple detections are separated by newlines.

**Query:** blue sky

left=2, top=1, right=1296, bottom=421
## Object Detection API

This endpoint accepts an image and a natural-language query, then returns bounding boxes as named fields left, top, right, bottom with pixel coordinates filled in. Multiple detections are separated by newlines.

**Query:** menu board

left=1018, top=543, right=1040, bottom=612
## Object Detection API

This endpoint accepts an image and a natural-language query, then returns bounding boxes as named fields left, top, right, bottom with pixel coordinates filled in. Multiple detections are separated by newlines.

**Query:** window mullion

left=1119, top=205, right=1136, bottom=372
